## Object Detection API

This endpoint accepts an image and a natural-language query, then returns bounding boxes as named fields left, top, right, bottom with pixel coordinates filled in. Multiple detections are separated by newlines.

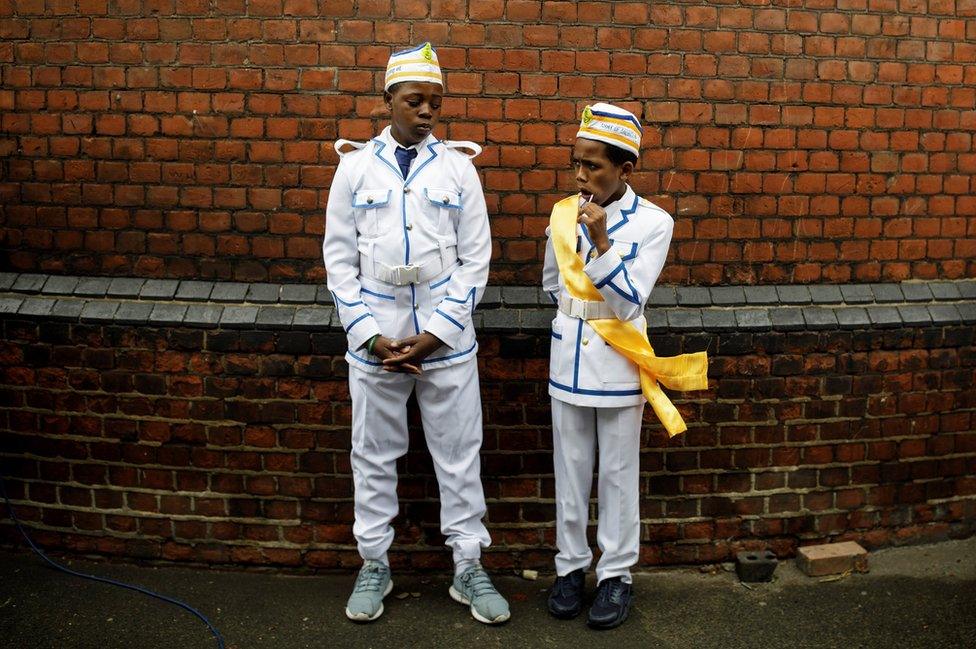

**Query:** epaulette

left=334, top=139, right=368, bottom=159
left=442, top=140, right=482, bottom=159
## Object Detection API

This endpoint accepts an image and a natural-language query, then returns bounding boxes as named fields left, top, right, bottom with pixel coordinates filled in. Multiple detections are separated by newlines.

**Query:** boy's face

left=384, top=81, right=443, bottom=146
left=572, top=138, right=632, bottom=206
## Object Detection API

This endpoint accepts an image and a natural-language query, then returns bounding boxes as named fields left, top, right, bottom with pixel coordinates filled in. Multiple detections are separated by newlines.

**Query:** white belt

left=361, top=256, right=453, bottom=286
left=558, top=294, right=616, bottom=320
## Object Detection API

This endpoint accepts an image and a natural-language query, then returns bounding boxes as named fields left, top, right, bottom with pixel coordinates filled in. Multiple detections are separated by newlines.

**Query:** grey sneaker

left=449, top=564, right=511, bottom=624
left=345, top=560, right=393, bottom=622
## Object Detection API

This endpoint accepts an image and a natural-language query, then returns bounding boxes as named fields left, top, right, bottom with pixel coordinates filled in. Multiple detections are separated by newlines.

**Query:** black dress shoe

left=547, top=569, right=585, bottom=619
left=586, top=577, right=632, bottom=629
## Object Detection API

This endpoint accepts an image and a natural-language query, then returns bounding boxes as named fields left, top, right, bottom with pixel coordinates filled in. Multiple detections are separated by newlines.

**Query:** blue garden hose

left=0, top=472, right=225, bottom=648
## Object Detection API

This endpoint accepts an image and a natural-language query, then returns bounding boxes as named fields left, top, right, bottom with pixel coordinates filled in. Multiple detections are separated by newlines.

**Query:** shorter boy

left=542, top=103, right=707, bottom=629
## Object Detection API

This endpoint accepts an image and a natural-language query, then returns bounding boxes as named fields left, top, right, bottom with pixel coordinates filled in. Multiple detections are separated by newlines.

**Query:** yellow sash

left=550, top=195, right=708, bottom=436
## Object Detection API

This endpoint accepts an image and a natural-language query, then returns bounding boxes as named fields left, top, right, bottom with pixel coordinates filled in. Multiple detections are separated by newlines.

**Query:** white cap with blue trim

left=576, top=102, right=642, bottom=158
left=384, top=42, right=443, bottom=91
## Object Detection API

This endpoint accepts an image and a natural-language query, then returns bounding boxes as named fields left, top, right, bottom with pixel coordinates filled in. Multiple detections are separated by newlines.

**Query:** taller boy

left=323, top=43, right=509, bottom=625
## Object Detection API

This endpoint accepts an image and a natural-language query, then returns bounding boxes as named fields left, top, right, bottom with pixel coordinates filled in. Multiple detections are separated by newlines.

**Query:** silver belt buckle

left=393, top=264, right=420, bottom=285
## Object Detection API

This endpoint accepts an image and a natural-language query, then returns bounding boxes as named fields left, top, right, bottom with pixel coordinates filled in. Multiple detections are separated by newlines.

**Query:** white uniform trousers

left=551, top=399, right=643, bottom=584
left=348, top=358, right=491, bottom=566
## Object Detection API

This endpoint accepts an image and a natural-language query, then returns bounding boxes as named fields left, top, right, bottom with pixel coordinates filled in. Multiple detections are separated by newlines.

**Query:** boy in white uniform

left=542, top=103, right=707, bottom=629
left=323, top=43, right=509, bottom=625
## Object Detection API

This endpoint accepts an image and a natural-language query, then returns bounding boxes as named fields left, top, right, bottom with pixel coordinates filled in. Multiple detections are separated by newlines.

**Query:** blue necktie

left=394, top=146, right=418, bottom=179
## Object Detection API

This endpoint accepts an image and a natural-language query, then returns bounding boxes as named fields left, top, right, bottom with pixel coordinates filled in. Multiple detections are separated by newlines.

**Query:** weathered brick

left=796, top=541, right=869, bottom=577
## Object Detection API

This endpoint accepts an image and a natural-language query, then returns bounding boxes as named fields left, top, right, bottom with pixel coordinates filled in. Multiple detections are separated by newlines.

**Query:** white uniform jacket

left=542, top=185, right=675, bottom=407
left=323, top=126, right=491, bottom=373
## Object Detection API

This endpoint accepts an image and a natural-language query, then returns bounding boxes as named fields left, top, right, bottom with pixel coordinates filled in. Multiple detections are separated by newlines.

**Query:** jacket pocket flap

left=424, top=187, right=462, bottom=210
left=353, top=189, right=391, bottom=208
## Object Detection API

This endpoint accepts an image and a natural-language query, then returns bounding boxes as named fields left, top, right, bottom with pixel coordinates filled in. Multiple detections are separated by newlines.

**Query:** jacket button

left=403, top=187, right=411, bottom=194
left=366, top=197, right=373, bottom=204
left=406, top=223, right=412, bottom=230
left=413, top=303, right=419, bottom=310
left=442, top=196, right=450, bottom=204
left=582, top=338, right=589, bottom=346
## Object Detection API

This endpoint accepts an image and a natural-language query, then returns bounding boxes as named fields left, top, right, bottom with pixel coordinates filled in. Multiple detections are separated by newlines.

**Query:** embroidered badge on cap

left=581, top=105, right=594, bottom=126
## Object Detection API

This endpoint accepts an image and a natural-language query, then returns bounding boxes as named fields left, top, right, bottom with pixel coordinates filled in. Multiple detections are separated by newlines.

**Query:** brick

left=175, top=280, right=214, bottom=302
left=866, top=306, right=902, bottom=328
left=648, top=286, right=677, bottom=307
left=897, top=305, right=932, bottom=326
left=247, top=283, right=281, bottom=304
left=840, top=285, right=874, bottom=304
left=776, top=285, right=812, bottom=305
left=700, top=309, right=737, bottom=333
left=107, top=277, right=146, bottom=298
left=12, top=273, right=48, bottom=293
left=802, top=307, right=839, bottom=330
left=220, top=306, right=259, bottom=328
left=184, top=305, right=224, bottom=328
left=744, top=286, right=780, bottom=305
left=79, top=300, right=120, bottom=323
left=808, top=285, right=843, bottom=304
left=676, top=287, right=711, bottom=307
left=18, top=297, right=56, bottom=317
left=140, top=279, right=179, bottom=299
left=710, top=286, right=745, bottom=305
left=255, top=306, right=295, bottom=328
left=114, top=302, right=155, bottom=325
left=279, top=285, right=318, bottom=304
left=148, top=303, right=188, bottom=326
left=796, top=541, right=869, bottom=577
left=927, top=304, right=961, bottom=324
left=769, top=307, right=805, bottom=331
left=211, top=282, right=249, bottom=303
left=734, top=309, right=772, bottom=331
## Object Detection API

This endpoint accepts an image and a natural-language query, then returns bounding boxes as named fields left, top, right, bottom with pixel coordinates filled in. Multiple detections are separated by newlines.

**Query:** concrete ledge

left=0, top=273, right=973, bottom=333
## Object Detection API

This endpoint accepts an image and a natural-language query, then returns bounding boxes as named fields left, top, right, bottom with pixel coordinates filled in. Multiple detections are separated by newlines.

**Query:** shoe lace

left=553, top=574, right=578, bottom=598
left=461, top=567, right=500, bottom=599
left=353, top=563, right=387, bottom=594
left=596, top=579, right=625, bottom=606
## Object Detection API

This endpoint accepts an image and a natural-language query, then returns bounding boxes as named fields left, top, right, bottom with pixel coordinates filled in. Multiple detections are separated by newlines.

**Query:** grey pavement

left=0, top=537, right=974, bottom=649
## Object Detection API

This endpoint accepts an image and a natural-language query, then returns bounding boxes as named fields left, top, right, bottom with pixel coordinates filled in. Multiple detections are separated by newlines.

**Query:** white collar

left=601, top=184, right=635, bottom=213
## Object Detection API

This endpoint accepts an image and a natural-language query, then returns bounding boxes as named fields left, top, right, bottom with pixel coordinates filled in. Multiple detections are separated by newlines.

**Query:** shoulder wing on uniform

left=333, top=139, right=368, bottom=159
left=441, top=140, right=483, bottom=160
left=638, top=197, right=670, bottom=216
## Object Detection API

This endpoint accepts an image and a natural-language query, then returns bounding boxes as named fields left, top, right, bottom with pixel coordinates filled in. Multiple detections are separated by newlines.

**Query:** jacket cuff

left=584, top=246, right=623, bottom=284
left=423, top=310, right=464, bottom=350
left=346, top=314, right=381, bottom=352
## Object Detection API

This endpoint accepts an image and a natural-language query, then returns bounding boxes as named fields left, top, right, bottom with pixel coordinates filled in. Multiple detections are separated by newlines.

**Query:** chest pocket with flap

left=423, top=187, right=462, bottom=233
left=352, top=189, right=391, bottom=236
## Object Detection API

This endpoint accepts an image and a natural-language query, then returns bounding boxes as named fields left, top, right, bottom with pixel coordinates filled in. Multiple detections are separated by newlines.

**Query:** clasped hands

left=372, top=332, right=443, bottom=375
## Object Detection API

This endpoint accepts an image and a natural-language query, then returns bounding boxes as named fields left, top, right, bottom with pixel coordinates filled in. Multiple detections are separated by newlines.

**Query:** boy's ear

left=383, top=91, right=393, bottom=110
left=620, top=160, right=634, bottom=182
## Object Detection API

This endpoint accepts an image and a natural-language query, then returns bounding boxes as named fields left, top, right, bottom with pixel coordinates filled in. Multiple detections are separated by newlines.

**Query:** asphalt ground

left=1, top=536, right=974, bottom=649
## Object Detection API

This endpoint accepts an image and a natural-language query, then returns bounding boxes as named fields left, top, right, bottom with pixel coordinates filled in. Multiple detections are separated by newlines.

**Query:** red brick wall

left=2, top=1, right=976, bottom=285
left=2, top=315, right=974, bottom=569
